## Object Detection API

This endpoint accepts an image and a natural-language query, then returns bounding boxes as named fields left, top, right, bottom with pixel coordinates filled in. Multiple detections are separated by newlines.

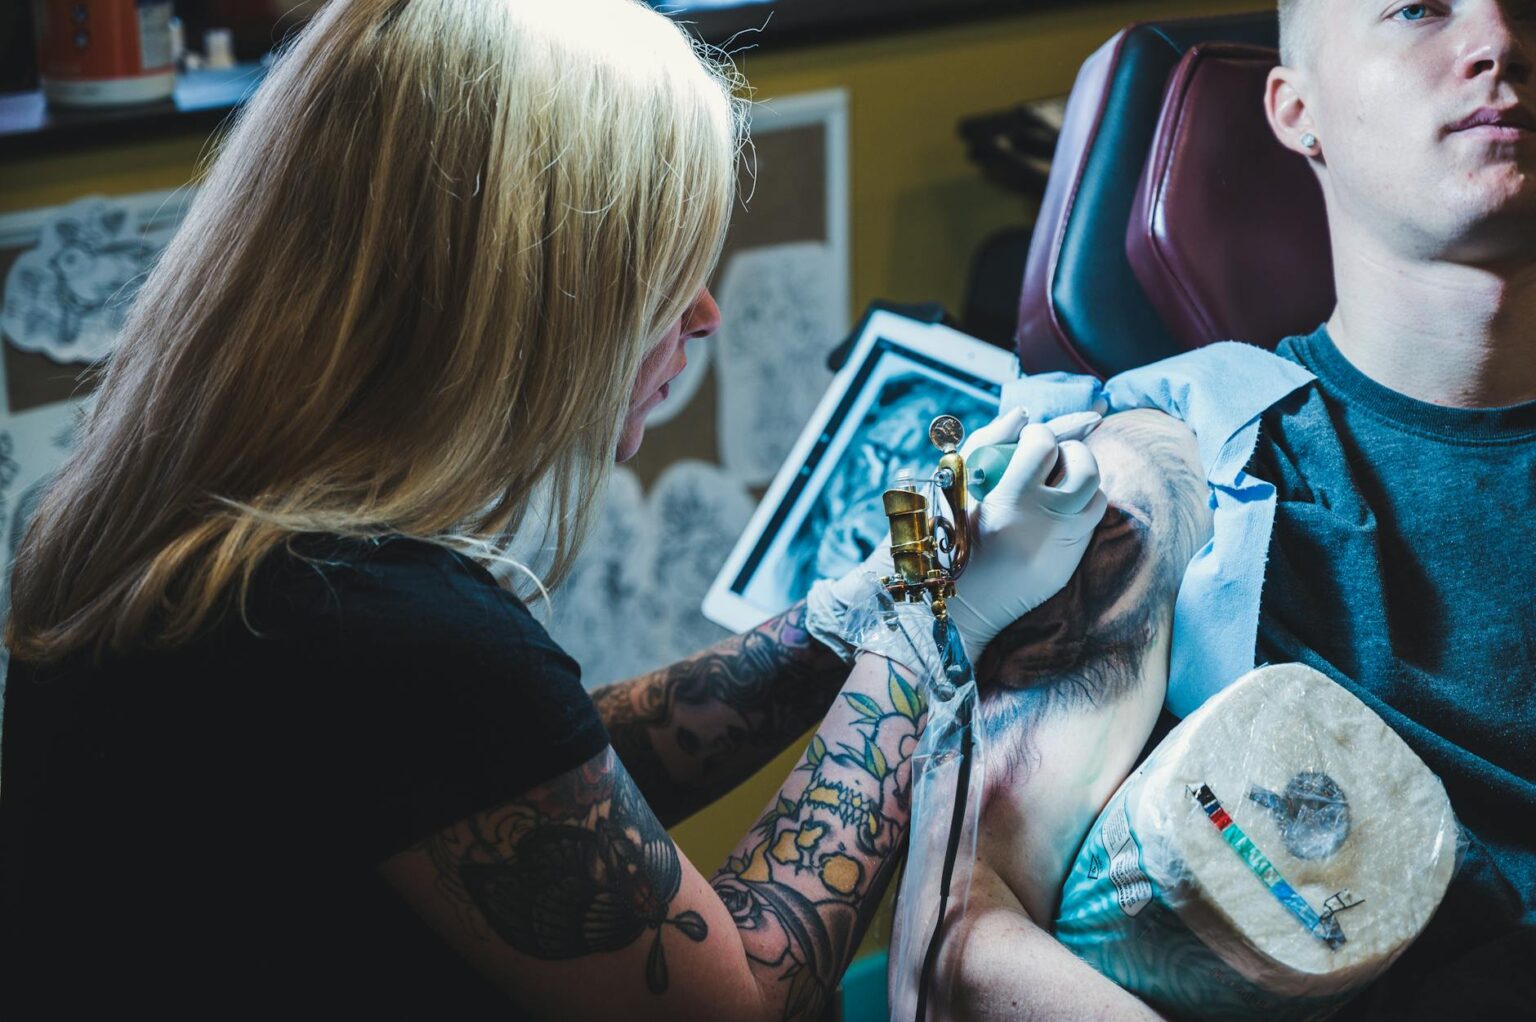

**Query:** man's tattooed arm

left=380, top=653, right=924, bottom=1022
left=591, top=601, right=848, bottom=826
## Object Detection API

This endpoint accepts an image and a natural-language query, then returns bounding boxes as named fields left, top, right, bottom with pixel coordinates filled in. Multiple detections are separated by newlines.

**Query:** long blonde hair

left=6, top=0, right=745, bottom=662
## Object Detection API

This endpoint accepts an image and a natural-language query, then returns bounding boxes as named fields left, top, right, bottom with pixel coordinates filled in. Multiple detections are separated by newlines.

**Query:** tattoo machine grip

left=966, top=410, right=1104, bottom=500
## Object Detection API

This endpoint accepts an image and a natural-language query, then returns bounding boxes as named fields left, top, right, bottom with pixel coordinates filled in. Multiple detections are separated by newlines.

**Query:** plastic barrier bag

left=886, top=668, right=986, bottom=1022
left=1055, top=663, right=1460, bottom=1021
left=835, top=579, right=987, bottom=1022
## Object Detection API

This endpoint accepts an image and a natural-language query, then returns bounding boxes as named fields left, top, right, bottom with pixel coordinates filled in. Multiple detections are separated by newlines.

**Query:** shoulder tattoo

left=412, top=749, right=707, bottom=994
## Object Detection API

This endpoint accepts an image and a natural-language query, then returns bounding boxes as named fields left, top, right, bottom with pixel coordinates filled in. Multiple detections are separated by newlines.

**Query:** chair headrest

left=1015, top=12, right=1286, bottom=378
left=1126, top=43, right=1334, bottom=353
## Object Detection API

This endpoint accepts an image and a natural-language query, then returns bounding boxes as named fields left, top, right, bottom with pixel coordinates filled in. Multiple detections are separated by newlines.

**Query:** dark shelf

left=1, top=64, right=267, bottom=160
left=673, top=0, right=1073, bottom=52
left=2, top=0, right=1081, bottom=161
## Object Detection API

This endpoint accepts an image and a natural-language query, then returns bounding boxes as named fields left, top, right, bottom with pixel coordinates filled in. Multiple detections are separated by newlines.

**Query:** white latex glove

left=805, top=407, right=1106, bottom=664
left=946, top=407, right=1108, bottom=663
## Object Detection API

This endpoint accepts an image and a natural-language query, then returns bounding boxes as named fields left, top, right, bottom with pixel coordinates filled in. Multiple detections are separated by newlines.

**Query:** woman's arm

left=380, top=652, right=920, bottom=1022
left=591, top=601, right=848, bottom=826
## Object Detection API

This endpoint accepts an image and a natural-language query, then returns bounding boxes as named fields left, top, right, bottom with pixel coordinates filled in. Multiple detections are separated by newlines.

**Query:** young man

left=1252, top=2, right=1533, bottom=1014
left=914, top=1, right=1535, bottom=1017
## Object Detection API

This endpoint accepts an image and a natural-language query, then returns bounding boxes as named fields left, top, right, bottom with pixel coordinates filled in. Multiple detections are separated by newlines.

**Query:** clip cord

left=1188, top=783, right=1347, bottom=949
left=913, top=628, right=976, bottom=1022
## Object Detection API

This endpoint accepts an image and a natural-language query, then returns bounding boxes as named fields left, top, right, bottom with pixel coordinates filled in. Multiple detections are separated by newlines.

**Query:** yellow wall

left=1, top=135, right=209, bottom=213
left=734, top=0, right=1266, bottom=322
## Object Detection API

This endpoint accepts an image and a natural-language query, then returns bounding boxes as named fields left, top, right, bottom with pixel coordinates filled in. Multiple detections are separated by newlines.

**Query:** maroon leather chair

left=1016, top=12, right=1335, bottom=378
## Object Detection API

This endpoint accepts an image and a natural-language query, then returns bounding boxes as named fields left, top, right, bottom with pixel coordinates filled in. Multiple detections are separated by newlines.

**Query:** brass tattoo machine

left=879, top=415, right=975, bottom=622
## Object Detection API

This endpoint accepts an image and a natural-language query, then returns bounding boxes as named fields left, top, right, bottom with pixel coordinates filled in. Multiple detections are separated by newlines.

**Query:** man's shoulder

left=1246, top=329, right=1345, bottom=481
left=1270, top=330, right=1313, bottom=366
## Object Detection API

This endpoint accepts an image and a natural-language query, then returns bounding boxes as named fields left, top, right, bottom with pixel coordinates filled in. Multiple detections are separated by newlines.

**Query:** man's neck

left=1326, top=230, right=1536, bottom=408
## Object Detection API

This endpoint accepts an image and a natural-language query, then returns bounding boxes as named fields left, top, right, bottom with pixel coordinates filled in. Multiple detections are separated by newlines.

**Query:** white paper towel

left=1055, top=663, right=1458, bottom=1021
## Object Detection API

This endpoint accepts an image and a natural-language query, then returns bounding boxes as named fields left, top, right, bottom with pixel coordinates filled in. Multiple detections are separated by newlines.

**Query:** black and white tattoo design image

left=412, top=751, right=707, bottom=994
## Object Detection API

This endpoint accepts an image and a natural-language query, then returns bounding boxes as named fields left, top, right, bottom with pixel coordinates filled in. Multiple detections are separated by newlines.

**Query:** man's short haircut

left=1277, top=0, right=1318, bottom=68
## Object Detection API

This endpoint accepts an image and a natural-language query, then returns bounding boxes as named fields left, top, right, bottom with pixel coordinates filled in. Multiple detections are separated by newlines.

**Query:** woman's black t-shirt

left=0, top=535, right=609, bottom=1016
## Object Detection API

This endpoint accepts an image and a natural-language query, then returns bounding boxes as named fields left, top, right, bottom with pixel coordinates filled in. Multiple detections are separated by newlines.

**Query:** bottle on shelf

left=36, top=0, right=177, bottom=108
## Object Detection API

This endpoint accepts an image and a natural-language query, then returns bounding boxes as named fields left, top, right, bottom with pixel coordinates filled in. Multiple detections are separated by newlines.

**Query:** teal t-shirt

left=1250, top=326, right=1536, bottom=1018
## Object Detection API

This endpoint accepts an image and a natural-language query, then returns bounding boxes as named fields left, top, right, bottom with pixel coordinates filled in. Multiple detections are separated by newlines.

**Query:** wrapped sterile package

left=1055, top=662, right=1459, bottom=1021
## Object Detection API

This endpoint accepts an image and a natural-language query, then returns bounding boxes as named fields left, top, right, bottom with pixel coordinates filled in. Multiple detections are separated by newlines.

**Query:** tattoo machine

left=878, top=414, right=985, bottom=1022
left=879, top=414, right=973, bottom=632
left=882, top=409, right=1104, bottom=613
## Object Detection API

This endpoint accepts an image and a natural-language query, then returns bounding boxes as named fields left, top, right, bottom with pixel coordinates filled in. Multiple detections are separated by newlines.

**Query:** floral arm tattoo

left=713, top=654, right=926, bottom=1020
left=591, top=601, right=848, bottom=827
left=405, top=655, right=924, bottom=1018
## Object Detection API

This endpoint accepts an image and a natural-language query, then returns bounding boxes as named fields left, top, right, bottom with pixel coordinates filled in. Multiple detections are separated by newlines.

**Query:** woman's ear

left=1266, top=65, right=1319, bottom=159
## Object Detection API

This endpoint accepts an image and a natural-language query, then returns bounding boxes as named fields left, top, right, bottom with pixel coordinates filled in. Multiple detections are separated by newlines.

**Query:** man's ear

left=1265, top=65, right=1317, bottom=158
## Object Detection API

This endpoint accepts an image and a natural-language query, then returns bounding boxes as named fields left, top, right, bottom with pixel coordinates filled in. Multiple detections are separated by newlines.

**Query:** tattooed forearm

left=409, top=749, right=707, bottom=995
left=592, top=601, right=848, bottom=826
left=713, top=656, right=927, bottom=1021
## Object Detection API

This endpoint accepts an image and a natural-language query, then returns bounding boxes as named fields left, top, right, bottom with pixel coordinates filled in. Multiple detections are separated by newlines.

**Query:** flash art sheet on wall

left=715, top=240, right=843, bottom=485
left=2, top=192, right=196, bottom=366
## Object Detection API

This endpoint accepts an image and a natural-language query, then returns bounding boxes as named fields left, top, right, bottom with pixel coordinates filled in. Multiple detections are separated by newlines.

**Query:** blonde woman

left=0, top=1, right=1106, bottom=1018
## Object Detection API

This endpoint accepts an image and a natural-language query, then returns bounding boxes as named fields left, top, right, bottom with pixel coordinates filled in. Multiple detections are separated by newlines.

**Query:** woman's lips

left=656, top=360, right=688, bottom=401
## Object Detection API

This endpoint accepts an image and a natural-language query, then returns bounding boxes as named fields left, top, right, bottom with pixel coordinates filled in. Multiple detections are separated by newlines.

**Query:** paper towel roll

left=1056, top=663, right=1458, bottom=1021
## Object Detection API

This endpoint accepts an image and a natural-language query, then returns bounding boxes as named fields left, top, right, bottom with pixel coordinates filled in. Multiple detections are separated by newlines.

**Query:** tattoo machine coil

left=879, top=414, right=973, bottom=627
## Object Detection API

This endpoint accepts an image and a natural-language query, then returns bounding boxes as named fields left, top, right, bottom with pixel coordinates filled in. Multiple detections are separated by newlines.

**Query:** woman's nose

left=684, top=288, right=722, bottom=341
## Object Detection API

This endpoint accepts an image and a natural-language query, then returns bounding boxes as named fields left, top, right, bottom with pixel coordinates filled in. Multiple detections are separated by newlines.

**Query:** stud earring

left=1300, top=132, right=1318, bottom=151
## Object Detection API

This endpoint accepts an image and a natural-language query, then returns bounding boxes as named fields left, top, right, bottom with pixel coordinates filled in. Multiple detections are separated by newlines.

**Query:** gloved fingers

left=1038, top=440, right=1103, bottom=514
left=1057, top=487, right=1111, bottom=535
left=960, top=405, right=1029, bottom=457
left=1085, top=487, right=1110, bottom=527
left=987, top=422, right=1060, bottom=504
left=1043, top=410, right=1103, bottom=444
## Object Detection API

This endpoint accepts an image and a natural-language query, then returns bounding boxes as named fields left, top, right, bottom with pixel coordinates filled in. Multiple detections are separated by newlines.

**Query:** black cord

left=913, top=688, right=975, bottom=1022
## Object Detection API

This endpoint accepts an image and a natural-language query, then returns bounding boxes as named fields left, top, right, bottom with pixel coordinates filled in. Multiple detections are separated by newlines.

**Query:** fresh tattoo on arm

left=592, top=601, right=848, bottom=826
left=410, top=749, right=709, bottom=995
left=977, top=412, right=1211, bottom=773
left=713, top=656, right=926, bottom=1020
